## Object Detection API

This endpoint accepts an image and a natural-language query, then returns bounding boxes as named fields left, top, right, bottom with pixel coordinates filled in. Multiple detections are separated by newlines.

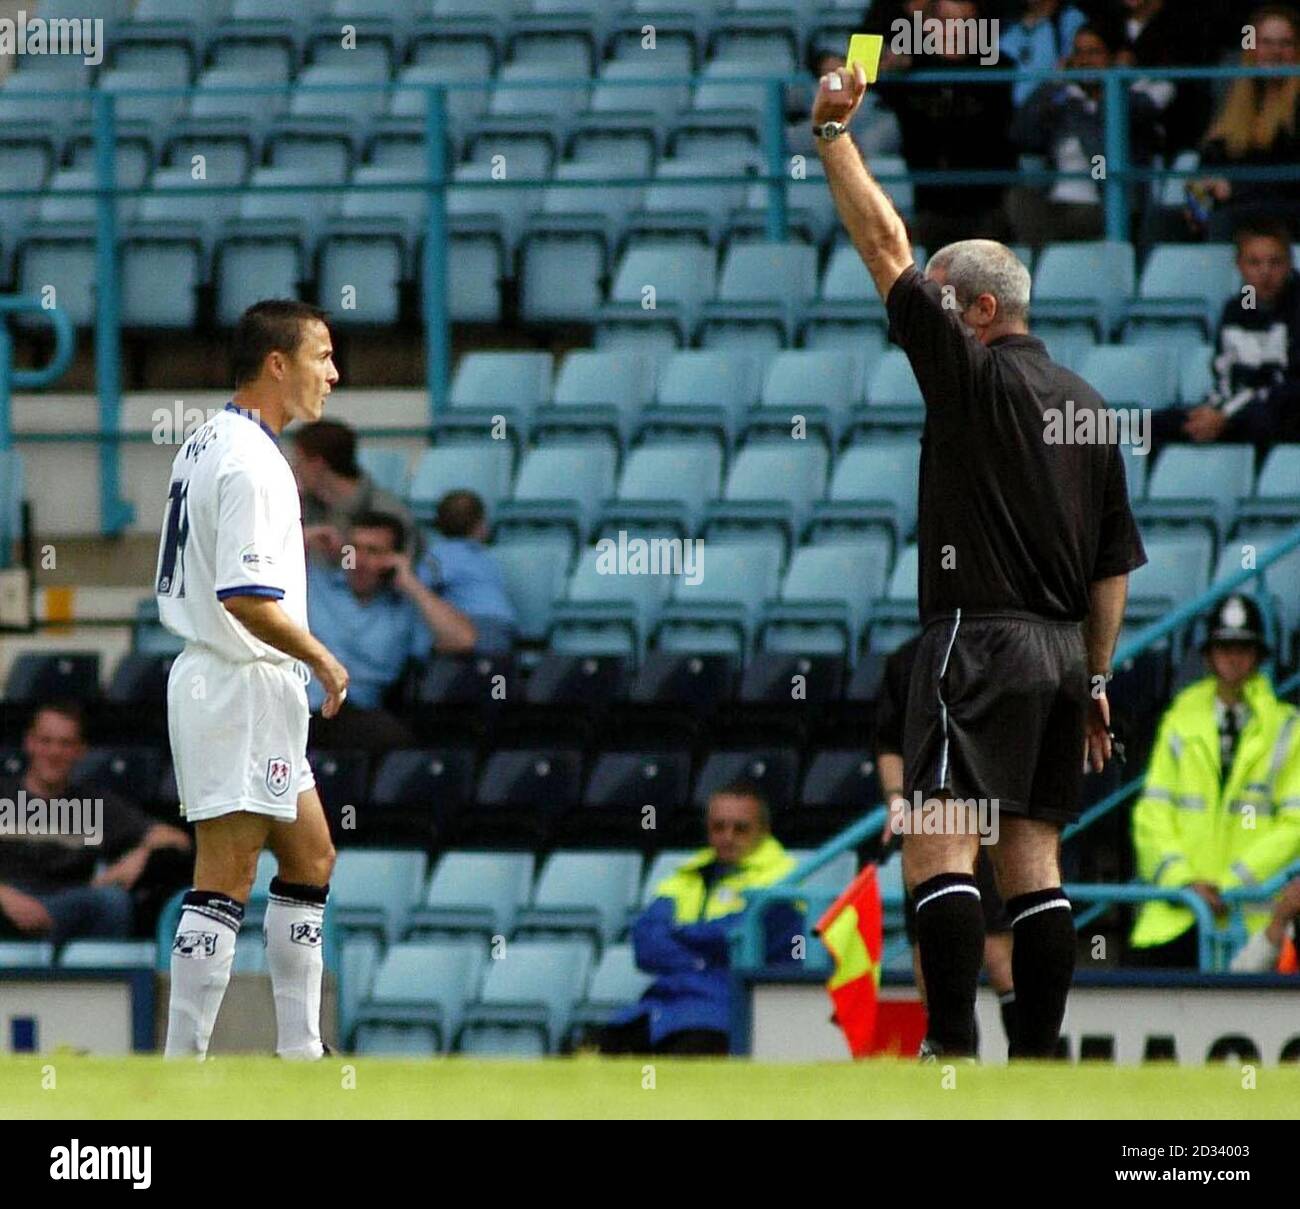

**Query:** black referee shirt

left=886, top=265, right=1147, bottom=625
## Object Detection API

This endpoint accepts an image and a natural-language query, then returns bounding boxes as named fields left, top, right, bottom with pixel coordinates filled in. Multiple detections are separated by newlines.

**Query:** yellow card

left=846, top=33, right=883, bottom=83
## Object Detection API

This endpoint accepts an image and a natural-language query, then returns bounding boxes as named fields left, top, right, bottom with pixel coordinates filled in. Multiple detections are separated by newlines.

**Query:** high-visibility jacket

left=612, top=835, right=800, bottom=1044
left=1131, top=673, right=1300, bottom=949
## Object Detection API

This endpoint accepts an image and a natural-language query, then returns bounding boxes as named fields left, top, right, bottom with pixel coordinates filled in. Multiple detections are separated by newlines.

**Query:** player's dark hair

left=712, top=779, right=772, bottom=828
left=435, top=489, right=487, bottom=539
left=1234, top=214, right=1295, bottom=252
left=293, top=420, right=359, bottom=479
left=351, top=510, right=408, bottom=553
left=27, top=700, right=86, bottom=737
left=231, top=299, right=329, bottom=388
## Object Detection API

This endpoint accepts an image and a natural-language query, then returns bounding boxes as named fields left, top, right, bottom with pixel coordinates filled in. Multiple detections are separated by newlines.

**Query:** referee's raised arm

left=811, top=64, right=913, bottom=303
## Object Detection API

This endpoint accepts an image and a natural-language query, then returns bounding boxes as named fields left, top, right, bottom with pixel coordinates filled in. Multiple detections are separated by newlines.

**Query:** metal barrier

left=1, top=63, right=1297, bottom=532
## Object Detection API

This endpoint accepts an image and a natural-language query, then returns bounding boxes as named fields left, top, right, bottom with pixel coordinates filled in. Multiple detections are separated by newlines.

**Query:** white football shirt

left=155, top=403, right=307, bottom=666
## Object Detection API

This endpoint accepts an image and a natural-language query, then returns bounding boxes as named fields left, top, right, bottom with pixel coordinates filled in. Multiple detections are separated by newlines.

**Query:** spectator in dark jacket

left=875, top=0, right=1017, bottom=246
left=600, top=782, right=801, bottom=1056
left=1007, top=22, right=1165, bottom=246
left=0, top=703, right=190, bottom=945
left=1152, top=216, right=1300, bottom=456
left=1117, top=0, right=1213, bottom=153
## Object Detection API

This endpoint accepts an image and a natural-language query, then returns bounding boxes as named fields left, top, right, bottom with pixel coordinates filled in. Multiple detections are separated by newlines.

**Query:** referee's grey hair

left=926, top=240, right=1031, bottom=325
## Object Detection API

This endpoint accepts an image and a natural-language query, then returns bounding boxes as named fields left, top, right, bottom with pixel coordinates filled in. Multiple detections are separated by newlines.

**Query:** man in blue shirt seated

left=599, top=781, right=803, bottom=1056
left=307, top=511, right=477, bottom=751
left=418, top=490, right=518, bottom=655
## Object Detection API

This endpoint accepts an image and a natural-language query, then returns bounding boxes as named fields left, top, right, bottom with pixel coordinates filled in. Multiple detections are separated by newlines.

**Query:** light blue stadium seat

left=804, top=241, right=917, bottom=332
left=128, top=165, right=239, bottom=277
left=731, top=166, right=839, bottom=247
left=760, top=539, right=890, bottom=657
left=121, top=170, right=206, bottom=327
left=1237, top=445, right=1300, bottom=527
left=356, top=447, right=409, bottom=498
left=1179, top=342, right=1216, bottom=405
left=492, top=538, right=574, bottom=641
left=318, top=234, right=403, bottom=324
left=18, top=236, right=97, bottom=327
left=599, top=441, right=723, bottom=538
left=232, top=932, right=268, bottom=973
left=183, top=65, right=288, bottom=152
left=1223, top=528, right=1300, bottom=642
left=445, top=350, right=552, bottom=440
left=1033, top=240, right=1135, bottom=338
left=654, top=539, right=784, bottom=654
left=352, top=940, right=486, bottom=1054
left=407, top=441, right=515, bottom=520
left=1138, top=445, right=1254, bottom=542
left=1038, top=327, right=1097, bottom=372
left=456, top=939, right=594, bottom=1054
left=856, top=348, right=924, bottom=432
left=569, top=943, right=654, bottom=1038
left=330, top=849, right=427, bottom=943
left=0, top=142, right=52, bottom=274
left=1124, top=243, right=1237, bottom=340
left=476, top=60, right=589, bottom=157
left=0, top=942, right=55, bottom=968
left=578, top=57, right=691, bottom=155
left=705, top=441, right=829, bottom=555
left=338, top=933, right=382, bottom=1047
left=1076, top=344, right=1177, bottom=410
left=515, top=851, right=643, bottom=946
left=597, top=241, right=718, bottom=350
left=549, top=544, right=677, bottom=658
left=533, top=351, right=657, bottom=449
left=1127, top=531, right=1214, bottom=624
left=495, top=443, right=619, bottom=547
left=698, top=240, right=819, bottom=346
left=405, top=851, right=536, bottom=941
left=98, top=66, right=188, bottom=147
left=628, top=154, right=753, bottom=246
left=133, top=597, right=186, bottom=655
left=59, top=941, right=156, bottom=968
left=745, top=350, right=863, bottom=447
left=386, top=61, right=490, bottom=136
left=635, top=348, right=759, bottom=450
left=0, top=64, right=90, bottom=147
left=809, top=439, right=919, bottom=550
left=215, top=239, right=304, bottom=326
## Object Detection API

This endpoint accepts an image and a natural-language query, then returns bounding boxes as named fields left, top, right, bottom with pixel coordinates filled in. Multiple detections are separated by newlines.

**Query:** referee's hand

left=1084, top=689, right=1112, bottom=773
left=811, top=62, right=868, bottom=129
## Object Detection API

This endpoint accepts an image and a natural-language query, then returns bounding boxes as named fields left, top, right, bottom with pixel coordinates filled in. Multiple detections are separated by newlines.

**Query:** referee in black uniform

left=813, top=65, right=1147, bottom=1058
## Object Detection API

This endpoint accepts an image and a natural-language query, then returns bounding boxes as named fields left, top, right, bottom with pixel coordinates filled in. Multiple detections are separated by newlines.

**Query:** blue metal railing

left=2, top=63, right=1297, bottom=533
left=734, top=530, right=1300, bottom=976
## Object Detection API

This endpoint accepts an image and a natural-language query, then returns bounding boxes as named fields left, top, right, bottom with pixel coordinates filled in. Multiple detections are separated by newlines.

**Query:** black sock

left=999, top=991, right=1018, bottom=1051
left=914, top=872, right=984, bottom=1056
left=1007, top=888, right=1075, bottom=1058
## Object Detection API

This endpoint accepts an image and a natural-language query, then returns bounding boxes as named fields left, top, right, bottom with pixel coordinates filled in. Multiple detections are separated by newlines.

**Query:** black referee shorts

left=902, top=608, right=1089, bottom=828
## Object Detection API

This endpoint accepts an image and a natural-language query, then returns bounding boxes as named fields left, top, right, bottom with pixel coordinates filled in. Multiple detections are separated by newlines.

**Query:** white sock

left=164, top=891, right=243, bottom=1060
left=264, top=877, right=328, bottom=1059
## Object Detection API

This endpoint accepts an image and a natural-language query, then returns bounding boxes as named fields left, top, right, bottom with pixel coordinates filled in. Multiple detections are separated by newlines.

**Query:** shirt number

left=157, top=479, right=190, bottom=597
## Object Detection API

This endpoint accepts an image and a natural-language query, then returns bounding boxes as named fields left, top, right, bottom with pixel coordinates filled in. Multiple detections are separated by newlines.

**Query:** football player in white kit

left=156, top=300, right=349, bottom=1059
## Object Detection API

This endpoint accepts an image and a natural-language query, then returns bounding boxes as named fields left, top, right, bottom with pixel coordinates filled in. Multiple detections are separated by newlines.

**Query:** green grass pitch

left=1, top=1056, right=1296, bottom=1119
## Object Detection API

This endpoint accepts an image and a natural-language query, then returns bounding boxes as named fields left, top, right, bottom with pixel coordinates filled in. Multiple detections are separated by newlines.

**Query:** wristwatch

left=813, top=120, right=848, bottom=142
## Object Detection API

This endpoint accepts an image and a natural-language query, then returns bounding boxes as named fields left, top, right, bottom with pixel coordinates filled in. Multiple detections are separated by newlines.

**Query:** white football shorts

left=167, top=645, right=316, bottom=823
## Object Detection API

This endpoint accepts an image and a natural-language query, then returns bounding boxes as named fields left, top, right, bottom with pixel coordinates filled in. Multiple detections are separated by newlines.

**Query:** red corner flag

left=815, top=864, right=884, bottom=1058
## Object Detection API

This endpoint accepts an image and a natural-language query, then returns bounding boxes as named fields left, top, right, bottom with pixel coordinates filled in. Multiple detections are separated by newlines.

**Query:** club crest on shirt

left=266, top=757, right=291, bottom=797
left=172, top=930, right=218, bottom=958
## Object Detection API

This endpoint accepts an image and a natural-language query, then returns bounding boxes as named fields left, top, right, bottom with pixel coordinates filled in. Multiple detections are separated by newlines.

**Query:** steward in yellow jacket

left=1131, top=594, right=1300, bottom=964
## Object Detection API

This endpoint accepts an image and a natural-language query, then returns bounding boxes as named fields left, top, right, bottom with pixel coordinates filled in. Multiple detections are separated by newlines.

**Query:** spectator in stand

left=1192, top=4, right=1300, bottom=240
left=1117, top=0, right=1213, bottom=154
left=1002, top=0, right=1089, bottom=108
left=1130, top=594, right=1300, bottom=968
left=875, top=0, right=1017, bottom=246
left=1151, top=216, right=1300, bottom=455
left=0, top=703, right=191, bottom=945
left=1007, top=21, right=1165, bottom=246
left=307, top=511, right=477, bottom=751
left=601, top=782, right=802, bottom=1056
left=290, top=420, right=419, bottom=567
left=417, top=490, right=517, bottom=655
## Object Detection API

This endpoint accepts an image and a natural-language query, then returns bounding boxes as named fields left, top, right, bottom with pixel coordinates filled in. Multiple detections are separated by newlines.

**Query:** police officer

left=1131, top=594, right=1300, bottom=967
